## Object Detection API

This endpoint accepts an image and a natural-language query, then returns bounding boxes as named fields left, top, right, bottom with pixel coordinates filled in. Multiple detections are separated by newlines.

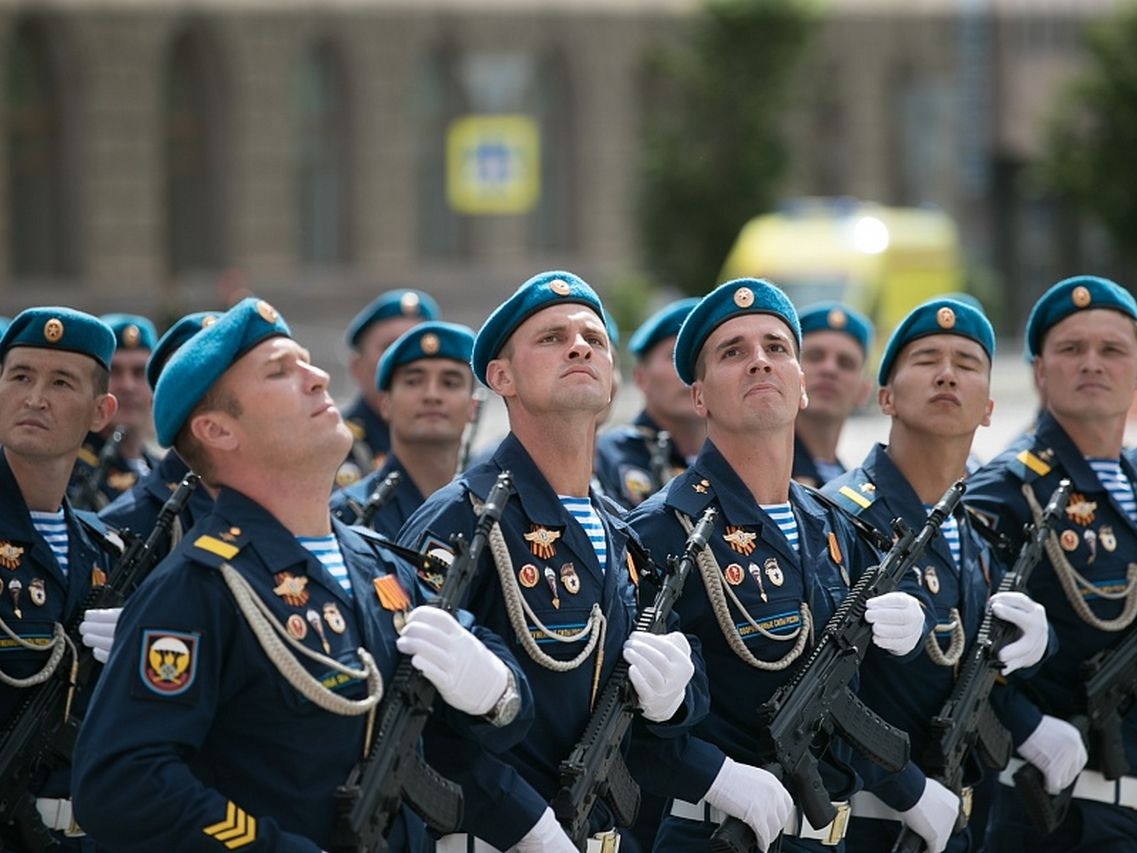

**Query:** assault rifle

left=712, top=480, right=965, bottom=853
left=552, top=506, right=717, bottom=849
left=359, top=471, right=402, bottom=529
left=330, top=471, right=514, bottom=853
left=1014, top=583, right=1137, bottom=831
left=0, top=471, right=201, bottom=850
left=67, top=427, right=124, bottom=512
left=892, top=479, right=1070, bottom=853
left=648, top=430, right=673, bottom=493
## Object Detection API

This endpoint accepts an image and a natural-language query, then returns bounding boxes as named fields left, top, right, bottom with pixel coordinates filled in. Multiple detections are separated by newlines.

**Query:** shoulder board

left=190, top=527, right=250, bottom=566
left=668, top=472, right=715, bottom=515
left=828, top=481, right=878, bottom=515
left=1007, top=449, right=1051, bottom=484
left=74, top=510, right=126, bottom=557
left=802, top=484, right=892, bottom=552
left=76, top=446, right=99, bottom=468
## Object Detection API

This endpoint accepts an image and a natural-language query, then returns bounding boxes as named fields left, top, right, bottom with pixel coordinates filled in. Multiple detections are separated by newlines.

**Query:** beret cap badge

left=255, top=300, right=278, bottom=324
left=420, top=333, right=440, bottom=355
left=733, top=287, right=755, bottom=308
left=1072, top=285, right=1092, bottom=308
left=43, top=319, right=64, bottom=343
left=123, top=325, right=140, bottom=347
left=549, top=279, right=571, bottom=296
left=936, top=307, right=956, bottom=329
left=399, top=292, right=420, bottom=315
left=827, top=308, right=847, bottom=329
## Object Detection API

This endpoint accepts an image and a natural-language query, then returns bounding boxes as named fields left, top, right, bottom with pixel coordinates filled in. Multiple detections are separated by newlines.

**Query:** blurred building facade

left=0, top=0, right=1122, bottom=335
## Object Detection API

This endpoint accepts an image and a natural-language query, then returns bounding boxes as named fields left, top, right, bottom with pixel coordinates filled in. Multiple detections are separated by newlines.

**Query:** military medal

left=924, top=566, right=940, bottom=595
left=723, top=563, right=744, bottom=586
left=625, top=552, right=639, bottom=587
left=827, top=532, right=843, bottom=566
left=323, top=602, right=346, bottom=634
left=560, top=563, right=581, bottom=594
left=373, top=575, right=411, bottom=611
left=1084, top=529, right=1098, bottom=565
left=764, top=557, right=784, bottom=587
left=544, top=566, right=561, bottom=609
left=525, top=526, right=561, bottom=560
left=746, top=563, right=766, bottom=601
left=91, top=566, right=107, bottom=588
left=0, top=541, right=24, bottom=570
left=28, top=578, right=45, bottom=607
left=273, top=572, right=310, bottom=607
left=1101, top=526, right=1118, bottom=552
left=1060, top=529, right=1079, bottom=552
left=287, top=613, right=307, bottom=640
left=518, top=563, right=539, bottom=588
left=723, top=526, right=757, bottom=556
left=306, top=608, right=331, bottom=653
left=9, top=579, right=22, bottom=618
left=1065, top=493, right=1097, bottom=526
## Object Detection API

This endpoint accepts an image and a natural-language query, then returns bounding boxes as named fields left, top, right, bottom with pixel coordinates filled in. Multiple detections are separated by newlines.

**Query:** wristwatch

left=483, top=670, right=521, bottom=727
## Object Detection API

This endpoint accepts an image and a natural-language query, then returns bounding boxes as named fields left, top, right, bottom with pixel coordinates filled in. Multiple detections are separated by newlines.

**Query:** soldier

left=967, top=274, right=1137, bottom=852
left=397, top=270, right=702, bottom=852
left=595, top=298, right=703, bottom=509
left=68, top=313, right=160, bottom=510
left=331, top=321, right=478, bottom=539
left=340, top=289, right=440, bottom=486
left=98, top=311, right=221, bottom=551
left=824, top=297, right=1050, bottom=852
left=792, top=302, right=874, bottom=487
left=0, top=307, right=122, bottom=848
left=626, top=278, right=934, bottom=853
left=72, top=297, right=531, bottom=853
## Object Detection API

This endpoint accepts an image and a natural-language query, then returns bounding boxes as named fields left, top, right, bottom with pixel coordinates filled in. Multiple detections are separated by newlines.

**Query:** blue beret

left=0, top=316, right=10, bottom=337
left=673, top=278, right=801, bottom=386
left=100, top=313, right=158, bottom=352
left=628, top=298, right=701, bottom=359
left=376, top=321, right=476, bottom=391
left=345, top=289, right=440, bottom=349
left=0, top=306, right=116, bottom=371
left=798, top=302, right=874, bottom=354
left=1025, top=275, right=1137, bottom=359
left=471, top=270, right=606, bottom=386
left=145, top=311, right=223, bottom=391
left=877, top=297, right=995, bottom=385
left=153, top=298, right=290, bottom=447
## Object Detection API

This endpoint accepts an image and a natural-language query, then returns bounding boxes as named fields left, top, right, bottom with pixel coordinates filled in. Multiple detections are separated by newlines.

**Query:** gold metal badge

left=525, top=525, right=561, bottom=560
left=723, top=526, right=757, bottom=556
left=733, top=287, right=755, bottom=308
left=255, top=300, right=278, bottom=323
left=287, top=613, right=307, bottom=640
left=1072, top=285, right=1091, bottom=308
left=123, top=325, right=141, bottom=347
left=323, top=602, right=346, bottom=634
left=827, top=308, right=847, bottom=329
left=43, top=318, right=64, bottom=343
left=1065, top=493, right=1097, bottom=526
left=936, top=307, right=956, bottom=329
left=400, top=291, right=421, bottom=315
left=519, top=563, right=539, bottom=588
left=764, top=557, right=784, bottom=587
left=560, top=563, right=580, bottom=594
left=1059, top=529, right=1079, bottom=552
left=549, top=279, right=571, bottom=296
left=201, top=313, right=219, bottom=328
left=420, top=333, right=440, bottom=355
left=273, top=572, right=310, bottom=607
left=0, top=541, right=24, bottom=570
left=724, top=563, right=745, bottom=585
left=29, top=578, right=45, bottom=606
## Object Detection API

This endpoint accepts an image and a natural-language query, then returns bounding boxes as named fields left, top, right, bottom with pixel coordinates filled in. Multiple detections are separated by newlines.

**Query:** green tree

left=637, top=0, right=815, bottom=296
left=1042, top=7, right=1137, bottom=264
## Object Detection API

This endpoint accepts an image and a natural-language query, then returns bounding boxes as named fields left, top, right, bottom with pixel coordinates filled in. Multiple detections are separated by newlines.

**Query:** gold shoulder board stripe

left=77, top=447, right=99, bottom=467
left=202, top=801, right=257, bottom=849
left=1017, top=450, right=1051, bottom=477
left=838, top=485, right=871, bottom=510
left=193, top=535, right=240, bottom=560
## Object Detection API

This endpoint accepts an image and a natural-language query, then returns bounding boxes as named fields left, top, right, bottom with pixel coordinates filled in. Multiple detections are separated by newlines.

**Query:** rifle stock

left=892, top=479, right=1070, bottom=852
left=711, top=481, right=965, bottom=853
left=330, top=471, right=513, bottom=853
left=551, top=507, right=717, bottom=849
left=0, top=471, right=200, bottom=849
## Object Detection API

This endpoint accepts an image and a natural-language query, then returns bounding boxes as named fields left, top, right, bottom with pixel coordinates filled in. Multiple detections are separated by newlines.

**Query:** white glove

left=898, top=778, right=959, bottom=853
left=1019, top=714, right=1088, bottom=794
left=512, top=807, right=578, bottom=853
left=623, top=630, right=694, bottom=722
left=989, top=591, right=1049, bottom=675
left=704, top=757, right=794, bottom=852
left=864, top=591, right=925, bottom=655
left=79, top=607, right=122, bottom=664
left=395, top=606, right=508, bottom=716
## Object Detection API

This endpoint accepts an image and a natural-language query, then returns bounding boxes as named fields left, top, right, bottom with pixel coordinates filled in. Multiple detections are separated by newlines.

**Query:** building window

left=7, top=15, right=77, bottom=277
left=162, top=24, right=226, bottom=275
left=415, top=44, right=470, bottom=259
left=296, top=41, right=351, bottom=267
left=529, top=48, right=576, bottom=253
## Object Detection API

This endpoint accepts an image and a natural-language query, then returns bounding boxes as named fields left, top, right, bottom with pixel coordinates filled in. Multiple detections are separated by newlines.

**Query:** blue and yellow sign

left=447, top=114, right=540, bottom=215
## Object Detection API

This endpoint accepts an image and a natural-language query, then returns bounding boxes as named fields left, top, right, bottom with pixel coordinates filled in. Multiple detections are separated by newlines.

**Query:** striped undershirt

left=30, top=509, right=69, bottom=576
left=760, top=502, right=799, bottom=554
left=560, top=496, right=607, bottom=573
left=1088, top=458, right=1137, bottom=525
left=925, top=506, right=961, bottom=567
left=298, top=534, right=352, bottom=597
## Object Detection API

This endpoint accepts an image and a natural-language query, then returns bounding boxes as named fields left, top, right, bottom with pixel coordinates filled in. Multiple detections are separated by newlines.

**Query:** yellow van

left=720, top=198, right=965, bottom=353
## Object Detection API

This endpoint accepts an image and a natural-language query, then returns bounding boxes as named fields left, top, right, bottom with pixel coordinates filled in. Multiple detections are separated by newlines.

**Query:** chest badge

left=1101, top=525, right=1117, bottom=552
left=306, top=609, right=331, bottom=653
left=724, top=563, right=745, bottom=586
left=0, top=541, right=24, bottom=570
left=560, top=563, right=581, bottom=594
left=286, top=613, right=307, bottom=641
left=519, top=563, right=539, bottom=588
left=723, top=526, right=757, bottom=556
left=1065, top=493, right=1097, bottom=526
left=544, top=566, right=561, bottom=610
left=323, top=602, right=347, bottom=634
left=525, top=525, right=561, bottom=560
left=273, top=572, right=310, bottom=607
left=764, top=557, right=784, bottom=587
left=28, top=578, right=46, bottom=607
left=1060, top=529, right=1079, bottom=552
left=747, top=563, right=767, bottom=601
left=8, top=578, right=22, bottom=618
left=924, top=566, right=940, bottom=595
